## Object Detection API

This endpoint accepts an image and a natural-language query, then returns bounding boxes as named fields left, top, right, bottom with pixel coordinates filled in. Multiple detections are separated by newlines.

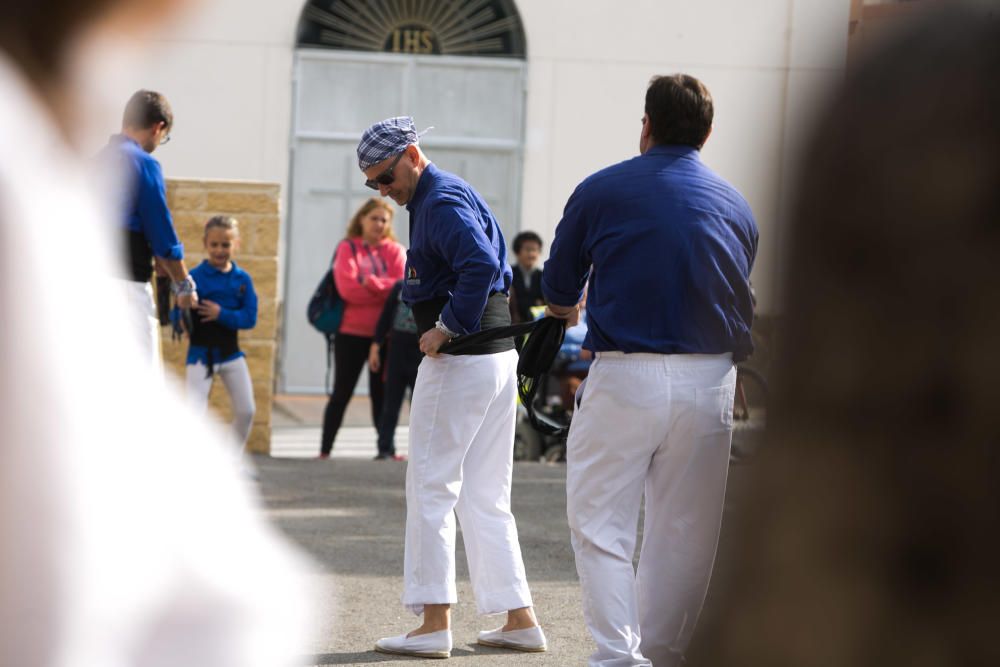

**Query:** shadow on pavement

left=257, top=432, right=759, bottom=664
left=256, top=457, right=581, bottom=584
left=309, top=646, right=482, bottom=664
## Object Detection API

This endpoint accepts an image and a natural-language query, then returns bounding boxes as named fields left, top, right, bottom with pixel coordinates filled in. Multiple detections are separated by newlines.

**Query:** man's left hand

left=419, top=328, right=451, bottom=358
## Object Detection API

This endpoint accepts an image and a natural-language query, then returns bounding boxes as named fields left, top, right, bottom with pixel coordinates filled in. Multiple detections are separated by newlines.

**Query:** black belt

left=444, top=316, right=568, bottom=436
left=412, top=292, right=514, bottom=356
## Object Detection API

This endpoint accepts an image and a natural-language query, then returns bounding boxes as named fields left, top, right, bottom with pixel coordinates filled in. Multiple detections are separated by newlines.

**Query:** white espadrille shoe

left=374, top=629, right=452, bottom=659
left=477, top=625, right=548, bottom=652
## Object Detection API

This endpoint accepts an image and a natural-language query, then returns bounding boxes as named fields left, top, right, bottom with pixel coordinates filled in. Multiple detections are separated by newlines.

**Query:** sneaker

left=373, top=453, right=391, bottom=461
left=316, top=453, right=330, bottom=460
left=374, top=629, right=452, bottom=659
left=392, top=454, right=407, bottom=461
left=477, top=625, right=547, bottom=652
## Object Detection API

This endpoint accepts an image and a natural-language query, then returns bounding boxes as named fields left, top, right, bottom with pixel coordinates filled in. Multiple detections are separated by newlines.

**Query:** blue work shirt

left=184, top=260, right=258, bottom=365
left=101, top=134, right=183, bottom=260
left=542, top=144, right=758, bottom=359
left=402, top=163, right=512, bottom=335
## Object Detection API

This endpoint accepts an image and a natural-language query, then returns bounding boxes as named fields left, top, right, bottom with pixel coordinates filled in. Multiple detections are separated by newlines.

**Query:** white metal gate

left=281, top=49, right=526, bottom=393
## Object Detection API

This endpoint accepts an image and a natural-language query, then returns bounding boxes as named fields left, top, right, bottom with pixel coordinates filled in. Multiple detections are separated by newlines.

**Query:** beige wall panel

left=160, top=178, right=281, bottom=454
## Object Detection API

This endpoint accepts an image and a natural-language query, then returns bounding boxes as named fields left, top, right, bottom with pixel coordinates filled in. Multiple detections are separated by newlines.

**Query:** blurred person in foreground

left=0, top=1, right=314, bottom=666
left=543, top=74, right=757, bottom=666
left=689, top=5, right=1000, bottom=666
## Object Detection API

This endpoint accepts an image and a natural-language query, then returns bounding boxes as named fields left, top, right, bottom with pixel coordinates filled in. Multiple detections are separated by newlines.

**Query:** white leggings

left=185, top=356, right=256, bottom=447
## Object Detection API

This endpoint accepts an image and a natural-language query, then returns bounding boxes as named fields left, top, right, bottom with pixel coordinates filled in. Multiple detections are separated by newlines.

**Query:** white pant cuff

left=474, top=587, right=533, bottom=616
left=402, top=584, right=458, bottom=616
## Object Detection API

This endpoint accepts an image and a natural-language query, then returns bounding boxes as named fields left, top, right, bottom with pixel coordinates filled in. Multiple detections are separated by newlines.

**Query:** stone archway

left=297, top=0, right=526, bottom=57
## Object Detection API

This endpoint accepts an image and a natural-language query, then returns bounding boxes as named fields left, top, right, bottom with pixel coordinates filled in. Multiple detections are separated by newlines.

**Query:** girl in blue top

left=182, top=216, right=258, bottom=447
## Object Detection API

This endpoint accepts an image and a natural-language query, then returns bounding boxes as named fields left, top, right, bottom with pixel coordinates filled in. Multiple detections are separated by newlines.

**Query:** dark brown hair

left=512, top=231, right=543, bottom=254
left=644, top=74, right=714, bottom=148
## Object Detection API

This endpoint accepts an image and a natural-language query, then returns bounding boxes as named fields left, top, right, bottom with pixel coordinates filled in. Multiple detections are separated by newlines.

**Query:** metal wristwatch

left=434, top=319, right=458, bottom=339
left=170, top=275, right=197, bottom=297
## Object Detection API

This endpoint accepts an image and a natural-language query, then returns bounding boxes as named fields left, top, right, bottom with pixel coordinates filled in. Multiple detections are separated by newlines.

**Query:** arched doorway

left=281, top=0, right=528, bottom=393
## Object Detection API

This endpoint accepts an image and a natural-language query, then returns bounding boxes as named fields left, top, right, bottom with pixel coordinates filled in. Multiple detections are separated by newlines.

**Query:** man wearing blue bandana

left=359, top=117, right=546, bottom=659
left=543, top=75, right=758, bottom=667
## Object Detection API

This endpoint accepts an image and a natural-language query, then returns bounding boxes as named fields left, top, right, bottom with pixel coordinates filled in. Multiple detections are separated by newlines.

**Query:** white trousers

left=403, top=349, right=533, bottom=616
left=123, top=280, right=162, bottom=375
left=567, top=352, right=736, bottom=667
left=185, top=356, right=256, bottom=447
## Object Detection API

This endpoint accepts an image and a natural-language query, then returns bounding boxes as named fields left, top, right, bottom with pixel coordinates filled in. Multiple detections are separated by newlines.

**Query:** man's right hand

left=545, top=303, right=580, bottom=328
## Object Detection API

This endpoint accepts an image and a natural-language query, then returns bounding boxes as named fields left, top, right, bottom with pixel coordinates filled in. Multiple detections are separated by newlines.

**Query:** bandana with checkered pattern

left=356, top=116, right=432, bottom=171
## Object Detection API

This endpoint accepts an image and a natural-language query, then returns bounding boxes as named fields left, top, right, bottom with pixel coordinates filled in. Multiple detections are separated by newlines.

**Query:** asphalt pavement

left=257, top=396, right=761, bottom=666
left=257, top=456, right=593, bottom=666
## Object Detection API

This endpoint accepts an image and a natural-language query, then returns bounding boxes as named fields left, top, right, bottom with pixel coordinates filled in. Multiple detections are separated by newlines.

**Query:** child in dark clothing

left=369, top=280, right=422, bottom=460
left=509, top=231, right=545, bottom=325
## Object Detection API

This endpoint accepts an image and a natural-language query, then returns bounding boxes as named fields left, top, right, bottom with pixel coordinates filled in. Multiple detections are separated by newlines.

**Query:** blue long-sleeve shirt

left=542, top=144, right=758, bottom=359
left=101, top=134, right=183, bottom=260
left=402, top=163, right=512, bottom=335
left=185, top=260, right=258, bottom=365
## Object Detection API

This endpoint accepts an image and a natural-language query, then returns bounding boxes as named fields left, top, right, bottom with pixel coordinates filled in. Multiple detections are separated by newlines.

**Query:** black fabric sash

left=125, top=229, right=154, bottom=282
left=444, top=315, right=569, bottom=436
left=412, top=292, right=515, bottom=355
left=189, top=313, right=240, bottom=378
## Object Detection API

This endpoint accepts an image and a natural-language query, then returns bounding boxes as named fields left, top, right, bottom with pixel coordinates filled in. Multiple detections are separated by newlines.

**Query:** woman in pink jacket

left=319, top=198, right=406, bottom=458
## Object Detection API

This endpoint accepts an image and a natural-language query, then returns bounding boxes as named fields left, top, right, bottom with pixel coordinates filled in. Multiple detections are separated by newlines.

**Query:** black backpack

left=306, top=241, right=356, bottom=336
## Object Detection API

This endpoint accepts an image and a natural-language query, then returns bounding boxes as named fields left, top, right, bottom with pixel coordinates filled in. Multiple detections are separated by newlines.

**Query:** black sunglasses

left=364, top=151, right=405, bottom=191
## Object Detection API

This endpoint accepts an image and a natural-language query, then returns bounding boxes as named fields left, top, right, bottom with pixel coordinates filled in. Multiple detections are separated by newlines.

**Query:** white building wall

left=99, top=0, right=849, bottom=314
left=518, top=0, right=850, bottom=312
left=103, top=0, right=303, bottom=186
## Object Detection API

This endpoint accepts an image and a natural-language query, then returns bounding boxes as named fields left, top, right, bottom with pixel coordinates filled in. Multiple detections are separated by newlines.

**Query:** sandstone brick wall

left=162, top=179, right=281, bottom=454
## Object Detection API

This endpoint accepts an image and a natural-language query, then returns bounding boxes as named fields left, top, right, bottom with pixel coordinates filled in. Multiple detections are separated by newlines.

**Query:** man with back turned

left=543, top=74, right=758, bottom=666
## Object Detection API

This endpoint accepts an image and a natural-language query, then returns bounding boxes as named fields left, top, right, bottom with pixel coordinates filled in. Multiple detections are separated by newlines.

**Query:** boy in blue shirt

left=178, top=216, right=258, bottom=448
